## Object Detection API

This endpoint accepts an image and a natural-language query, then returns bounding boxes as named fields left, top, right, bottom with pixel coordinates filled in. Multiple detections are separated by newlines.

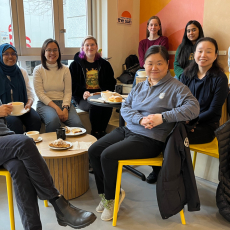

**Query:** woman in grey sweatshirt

left=88, top=45, right=200, bottom=221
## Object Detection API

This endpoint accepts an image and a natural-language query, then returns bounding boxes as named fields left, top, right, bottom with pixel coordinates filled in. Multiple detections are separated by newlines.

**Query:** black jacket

left=69, top=52, right=116, bottom=104
left=215, top=119, right=230, bottom=222
left=157, top=122, right=200, bottom=219
left=180, top=71, right=228, bottom=124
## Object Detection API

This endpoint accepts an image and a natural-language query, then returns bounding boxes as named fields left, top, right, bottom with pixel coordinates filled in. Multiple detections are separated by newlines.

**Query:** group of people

left=0, top=36, right=116, bottom=139
left=0, top=15, right=229, bottom=230
left=132, top=16, right=229, bottom=184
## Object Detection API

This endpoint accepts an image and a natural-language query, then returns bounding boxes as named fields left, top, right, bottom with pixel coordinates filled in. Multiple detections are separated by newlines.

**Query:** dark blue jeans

left=0, top=134, right=59, bottom=230
left=6, top=108, right=41, bottom=134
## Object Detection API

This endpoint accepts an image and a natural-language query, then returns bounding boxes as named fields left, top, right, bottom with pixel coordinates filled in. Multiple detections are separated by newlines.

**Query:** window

left=23, top=0, right=54, bottom=48
left=0, top=0, right=91, bottom=62
left=63, top=0, right=87, bottom=48
left=0, top=0, right=13, bottom=46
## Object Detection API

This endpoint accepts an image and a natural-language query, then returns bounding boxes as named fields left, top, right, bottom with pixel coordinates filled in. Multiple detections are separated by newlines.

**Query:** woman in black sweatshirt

left=180, top=37, right=229, bottom=144
left=148, top=37, right=229, bottom=184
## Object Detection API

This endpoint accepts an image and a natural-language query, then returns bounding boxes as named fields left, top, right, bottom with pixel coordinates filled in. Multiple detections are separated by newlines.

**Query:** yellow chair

left=112, top=155, right=186, bottom=226
left=0, top=168, right=15, bottom=230
left=0, top=168, right=48, bottom=230
left=190, top=137, right=219, bottom=170
left=190, top=98, right=228, bottom=170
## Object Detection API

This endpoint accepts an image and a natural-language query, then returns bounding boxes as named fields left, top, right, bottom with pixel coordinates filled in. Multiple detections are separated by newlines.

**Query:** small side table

left=36, top=132, right=97, bottom=200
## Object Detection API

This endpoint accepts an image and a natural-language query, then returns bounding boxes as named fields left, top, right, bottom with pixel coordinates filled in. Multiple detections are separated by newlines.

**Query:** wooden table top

left=36, top=132, right=97, bottom=159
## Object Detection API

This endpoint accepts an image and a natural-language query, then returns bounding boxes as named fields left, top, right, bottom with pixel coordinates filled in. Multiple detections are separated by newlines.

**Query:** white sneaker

left=96, top=194, right=105, bottom=213
left=101, top=188, right=125, bottom=221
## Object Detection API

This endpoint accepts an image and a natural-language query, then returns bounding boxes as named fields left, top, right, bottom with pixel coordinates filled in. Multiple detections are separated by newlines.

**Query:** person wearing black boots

left=69, top=36, right=116, bottom=139
left=0, top=103, right=96, bottom=229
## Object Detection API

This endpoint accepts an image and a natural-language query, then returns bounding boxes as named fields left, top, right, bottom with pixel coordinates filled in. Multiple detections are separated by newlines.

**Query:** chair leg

left=44, top=200, right=48, bottom=207
left=112, top=162, right=123, bottom=227
left=192, top=151, right=197, bottom=170
left=179, top=209, right=186, bottom=225
left=6, top=173, right=15, bottom=230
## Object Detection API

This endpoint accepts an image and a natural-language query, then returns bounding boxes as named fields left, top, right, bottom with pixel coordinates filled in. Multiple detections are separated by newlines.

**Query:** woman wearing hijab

left=0, top=43, right=41, bottom=134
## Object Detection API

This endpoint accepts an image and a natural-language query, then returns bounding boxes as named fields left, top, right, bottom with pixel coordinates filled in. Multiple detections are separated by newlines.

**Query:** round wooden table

left=36, top=132, right=97, bottom=200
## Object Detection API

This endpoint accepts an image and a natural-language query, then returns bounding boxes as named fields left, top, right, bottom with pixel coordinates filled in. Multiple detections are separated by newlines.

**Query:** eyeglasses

left=2, top=52, right=17, bottom=57
left=45, top=49, right=58, bottom=53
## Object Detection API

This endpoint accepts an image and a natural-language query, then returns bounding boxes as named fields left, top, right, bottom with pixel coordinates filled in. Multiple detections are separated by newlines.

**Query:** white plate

left=105, top=99, right=125, bottom=104
left=9, top=108, right=29, bottom=116
left=35, top=137, right=43, bottom=143
left=66, top=127, right=87, bottom=136
left=49, top=141, right=73, bottom=150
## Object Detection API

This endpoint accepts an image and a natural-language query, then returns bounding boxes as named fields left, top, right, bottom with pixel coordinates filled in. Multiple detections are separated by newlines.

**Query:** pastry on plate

left=64, top=126, right=71, bottom=133
left=114, top=96, right=122, bottom=102
left=72, top=128, right=82, bottom=134
left=108, top=96, right=115, bottom=102
left=49, top=138, right=70, bottom=148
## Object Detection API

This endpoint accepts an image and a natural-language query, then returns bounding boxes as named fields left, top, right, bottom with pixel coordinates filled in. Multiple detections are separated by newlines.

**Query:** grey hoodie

left=0, top=100, right=14, bottom=136
left=121, top=71, right=200, bottom=142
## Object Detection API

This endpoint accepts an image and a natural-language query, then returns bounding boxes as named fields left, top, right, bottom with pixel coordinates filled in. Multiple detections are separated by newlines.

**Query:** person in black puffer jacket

left=216, top=119, right=230, bottom=221
left=69, top=36, right=116, bottom=139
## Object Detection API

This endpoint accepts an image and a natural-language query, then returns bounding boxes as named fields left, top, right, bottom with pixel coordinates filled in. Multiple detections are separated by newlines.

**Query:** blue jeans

left=6, top=108, right=41, bottom=134
left=132, top=69, right=145, bottom=88
left=1, top=134, right=59, bottom=230
left=36, top=100, right=84, bottom=133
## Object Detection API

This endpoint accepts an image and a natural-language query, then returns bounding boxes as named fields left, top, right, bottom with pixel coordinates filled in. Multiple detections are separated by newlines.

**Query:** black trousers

left=6, top=108, right=41, bottom=134
left=152, top=122, right=218, bottom=174
left=78, top=99, right=112, bottom=132
left=88, top=127, right=164, bottom=200
left=0, top=134, right=59, bottom=230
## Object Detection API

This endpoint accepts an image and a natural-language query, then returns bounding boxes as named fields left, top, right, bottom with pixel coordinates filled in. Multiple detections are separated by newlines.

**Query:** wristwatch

left=62, top=105, right=70, bottom=111
left=162, top=114, right=167, bottom=123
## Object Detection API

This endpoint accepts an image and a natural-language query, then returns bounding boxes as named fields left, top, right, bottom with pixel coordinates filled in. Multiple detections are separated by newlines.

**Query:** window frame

left=9, top=0, right=92, bottom=62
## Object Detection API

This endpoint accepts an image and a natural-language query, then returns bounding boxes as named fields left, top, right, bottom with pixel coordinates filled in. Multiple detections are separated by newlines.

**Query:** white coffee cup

left=137, top=71, right=147, bottom=78
left=101, top=91, right=114, bottom=100
left=26, top=131, right=39, bottom=141
left=8, top=102, right=24, bottom=115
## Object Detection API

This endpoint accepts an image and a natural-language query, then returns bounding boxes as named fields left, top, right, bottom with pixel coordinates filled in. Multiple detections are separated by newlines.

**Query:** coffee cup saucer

left=9, top=108, right=29, bottom=116
left=35, top=137, right=43, bottom=143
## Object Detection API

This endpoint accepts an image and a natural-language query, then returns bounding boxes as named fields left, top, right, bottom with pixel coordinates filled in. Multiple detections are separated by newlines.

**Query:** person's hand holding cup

left=8, top=102, right=24, bottom=115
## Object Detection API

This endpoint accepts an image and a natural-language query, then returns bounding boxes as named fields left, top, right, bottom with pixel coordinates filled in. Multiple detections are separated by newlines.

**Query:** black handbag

left=117, top=63, right=140, bottom=84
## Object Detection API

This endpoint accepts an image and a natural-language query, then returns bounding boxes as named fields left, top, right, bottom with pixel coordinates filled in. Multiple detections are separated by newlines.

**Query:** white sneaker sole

left=101, top=189, right=126, bottom=221
left=96, top=209, right=103, bottom=213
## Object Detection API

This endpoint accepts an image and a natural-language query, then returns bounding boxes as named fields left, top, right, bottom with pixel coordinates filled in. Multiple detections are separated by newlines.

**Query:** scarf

left=0, top=43, right=27, bottom=104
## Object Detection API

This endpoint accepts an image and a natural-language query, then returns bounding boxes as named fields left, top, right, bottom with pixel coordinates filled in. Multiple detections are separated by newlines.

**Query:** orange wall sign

left=117, top=0, right=133, bottom=25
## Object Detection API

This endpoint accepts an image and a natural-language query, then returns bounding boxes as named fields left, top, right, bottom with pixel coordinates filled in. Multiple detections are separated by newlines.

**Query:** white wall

left=102, top=0, right=140, bottom=78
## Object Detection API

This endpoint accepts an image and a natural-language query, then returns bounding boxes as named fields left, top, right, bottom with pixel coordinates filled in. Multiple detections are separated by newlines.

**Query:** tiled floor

left=0, top=166, right=230, bottom=230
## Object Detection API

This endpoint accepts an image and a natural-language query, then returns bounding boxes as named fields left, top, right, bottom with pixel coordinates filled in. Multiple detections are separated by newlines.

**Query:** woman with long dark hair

left=132, top=16, right=169, bottom=87
left=33, top=38, right=84, bottom=132
left=148, top=37, right=229, bottom=184
left=181, top=37, right=228, bottom=143
left=173, top=20, right=204, bottom=80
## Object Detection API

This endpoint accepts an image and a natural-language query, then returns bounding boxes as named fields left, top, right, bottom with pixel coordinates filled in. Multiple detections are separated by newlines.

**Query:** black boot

left=146, top=171, right=158, bottom=184
left=51, top=196, right=96, bottom=229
